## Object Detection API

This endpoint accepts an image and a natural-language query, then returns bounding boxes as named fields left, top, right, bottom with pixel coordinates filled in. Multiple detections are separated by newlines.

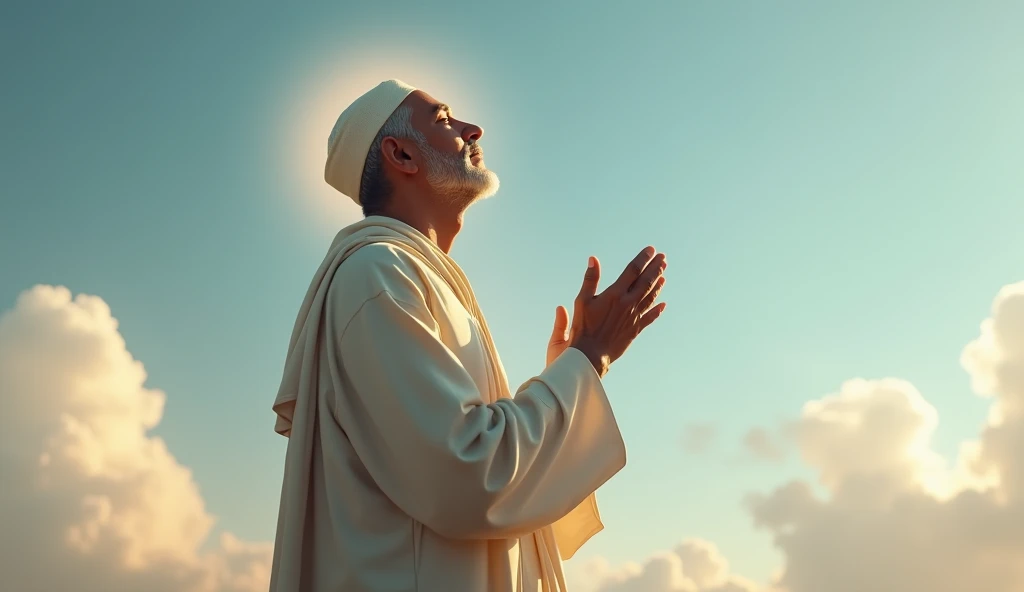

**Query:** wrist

left=570, top=340, right=609, bottom=378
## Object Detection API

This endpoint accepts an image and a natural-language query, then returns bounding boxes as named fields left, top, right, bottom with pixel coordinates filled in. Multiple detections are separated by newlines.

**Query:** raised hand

left=546, top=304, right=571, bottom=367
left=568, top=246, right=667, bottom=377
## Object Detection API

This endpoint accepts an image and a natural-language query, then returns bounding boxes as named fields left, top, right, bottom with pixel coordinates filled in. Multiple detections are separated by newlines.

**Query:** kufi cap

left=324, top=79, right=418, bottom=204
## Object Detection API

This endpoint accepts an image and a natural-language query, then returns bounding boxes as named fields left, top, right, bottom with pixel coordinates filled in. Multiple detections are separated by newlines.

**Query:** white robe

left=270, top=216, right=627, bottom=591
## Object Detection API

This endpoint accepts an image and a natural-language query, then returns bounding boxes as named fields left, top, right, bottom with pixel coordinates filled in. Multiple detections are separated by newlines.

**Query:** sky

left=1, top=1, right=1023, bottom=590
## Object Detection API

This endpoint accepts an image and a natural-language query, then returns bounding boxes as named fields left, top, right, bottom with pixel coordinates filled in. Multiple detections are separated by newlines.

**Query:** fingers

left=609, top=246, right=657, bottom=295
left=628, top=252, right=667, bottom=299
left=576, top=256, right=601, bottom=302
left=636, top=301, right=667, bottom=334
left=550, top=305, right=569, bottom=343
left=635, top=276, right=665, bottom=317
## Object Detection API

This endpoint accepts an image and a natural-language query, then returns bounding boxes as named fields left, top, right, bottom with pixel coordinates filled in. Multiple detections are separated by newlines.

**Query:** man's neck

left=377, top=199, right=465, bottom=255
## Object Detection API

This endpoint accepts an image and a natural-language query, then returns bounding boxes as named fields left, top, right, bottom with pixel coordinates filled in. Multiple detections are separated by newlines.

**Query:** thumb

left=550, top=305, right=569, bottom=342
left=577, top=256, right=600, bottom=301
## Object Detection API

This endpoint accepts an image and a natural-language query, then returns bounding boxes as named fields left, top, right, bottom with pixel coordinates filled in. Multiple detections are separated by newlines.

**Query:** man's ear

left=381, top=137, right=419, bottom=175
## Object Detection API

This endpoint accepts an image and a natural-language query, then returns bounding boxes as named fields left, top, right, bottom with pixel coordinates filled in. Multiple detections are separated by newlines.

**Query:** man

left=270, top=79, right=668, bottom=591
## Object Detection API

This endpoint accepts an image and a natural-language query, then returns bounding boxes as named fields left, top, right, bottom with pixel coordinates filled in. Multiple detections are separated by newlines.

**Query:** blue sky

left=2, top=0, right=1022, bottom=585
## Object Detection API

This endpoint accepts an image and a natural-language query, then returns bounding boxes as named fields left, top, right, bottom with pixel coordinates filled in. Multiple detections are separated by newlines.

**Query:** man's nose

left=462, top=124, right=483, bottom=143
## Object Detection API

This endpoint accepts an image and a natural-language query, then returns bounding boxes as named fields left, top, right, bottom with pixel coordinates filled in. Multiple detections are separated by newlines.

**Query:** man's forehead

left=405, top=90, right=450, bottom=115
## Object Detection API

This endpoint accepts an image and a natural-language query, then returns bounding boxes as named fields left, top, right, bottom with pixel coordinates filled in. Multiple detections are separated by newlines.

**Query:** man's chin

left=473, top=177, right=500, bottom=203
left=462, top=169, right=500, bottom=201
left=431, top=171, right=500, bottom=208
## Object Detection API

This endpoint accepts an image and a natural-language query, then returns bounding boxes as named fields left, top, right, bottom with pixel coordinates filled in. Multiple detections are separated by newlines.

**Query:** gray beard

left=420, top=142, right=500, bottom=209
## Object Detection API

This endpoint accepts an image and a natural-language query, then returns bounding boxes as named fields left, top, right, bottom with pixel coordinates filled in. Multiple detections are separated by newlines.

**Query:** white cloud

left=0, top=285, right=271, bottom=592
left=745, top=280, right=1024, bottom=592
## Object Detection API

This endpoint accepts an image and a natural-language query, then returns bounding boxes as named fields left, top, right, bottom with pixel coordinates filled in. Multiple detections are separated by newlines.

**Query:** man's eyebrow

left=434, top=103, right=452, bottom=118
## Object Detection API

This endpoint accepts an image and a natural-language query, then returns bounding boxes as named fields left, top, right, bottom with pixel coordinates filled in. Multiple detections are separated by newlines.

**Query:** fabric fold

left=270, top=215, right=625, bottom=591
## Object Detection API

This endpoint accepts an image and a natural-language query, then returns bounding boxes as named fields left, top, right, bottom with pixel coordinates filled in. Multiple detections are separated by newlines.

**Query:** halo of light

left=277, top=40, right=487, bottom=235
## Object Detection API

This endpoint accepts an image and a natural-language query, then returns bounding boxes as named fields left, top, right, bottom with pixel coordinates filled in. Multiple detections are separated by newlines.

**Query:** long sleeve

left=332, top=289, right=627, bottom=541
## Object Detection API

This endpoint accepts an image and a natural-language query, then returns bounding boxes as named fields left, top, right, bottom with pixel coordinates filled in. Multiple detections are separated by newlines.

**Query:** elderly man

left=270, top=79, right=668, bottom=591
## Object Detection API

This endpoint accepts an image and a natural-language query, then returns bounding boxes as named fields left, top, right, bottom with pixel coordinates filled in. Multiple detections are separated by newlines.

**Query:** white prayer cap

left=324, top=79, right=418, bottom=205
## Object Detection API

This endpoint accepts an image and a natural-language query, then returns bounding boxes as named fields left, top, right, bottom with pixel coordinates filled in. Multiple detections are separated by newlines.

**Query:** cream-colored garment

left=270, top=216, right=627, bottom=591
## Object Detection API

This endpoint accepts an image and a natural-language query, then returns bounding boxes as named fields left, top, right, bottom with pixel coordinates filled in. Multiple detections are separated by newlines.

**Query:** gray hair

left=359, top=105, right=424, bottom=216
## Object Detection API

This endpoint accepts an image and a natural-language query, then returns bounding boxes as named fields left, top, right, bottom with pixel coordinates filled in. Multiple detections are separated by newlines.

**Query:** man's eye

left=441, top=117, right=451, bottom=124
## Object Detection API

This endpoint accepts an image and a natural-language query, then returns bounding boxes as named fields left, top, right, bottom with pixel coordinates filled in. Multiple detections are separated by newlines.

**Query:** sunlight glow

left=277, top=41, right=487, bottom=235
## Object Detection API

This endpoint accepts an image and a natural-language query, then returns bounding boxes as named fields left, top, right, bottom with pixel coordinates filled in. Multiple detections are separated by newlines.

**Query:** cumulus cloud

left=745, top=280, right=1024, bottom=592
left=569, top=539, right=761, bottom=592
left=0, top=285, right=272, bottom=592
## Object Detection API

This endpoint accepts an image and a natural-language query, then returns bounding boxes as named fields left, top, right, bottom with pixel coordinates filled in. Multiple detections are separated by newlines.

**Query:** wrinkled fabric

left=270, top=216, right=626, bottom=591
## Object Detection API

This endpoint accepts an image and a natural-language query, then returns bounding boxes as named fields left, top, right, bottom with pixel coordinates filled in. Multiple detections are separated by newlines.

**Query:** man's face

left=407, top=90, right=500, bottom=207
